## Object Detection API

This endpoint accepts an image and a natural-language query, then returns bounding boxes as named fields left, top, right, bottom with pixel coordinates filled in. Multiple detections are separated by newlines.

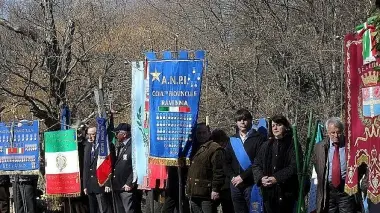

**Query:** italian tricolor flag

left=6, top=147, right=24, bottom=154
left=45, top=129, right=81, bottom=196
left=356, top=18, right=377, bottom=65
left=159, top=106, right=190, bottom=113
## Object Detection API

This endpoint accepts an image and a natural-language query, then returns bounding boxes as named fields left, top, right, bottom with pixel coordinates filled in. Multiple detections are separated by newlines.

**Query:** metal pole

left=110, top=179, right=117, bottom=213
left=173, top=34, right=183, bottom=213
left=292, top=125, right=301, bottom=213
left=150, top=190, right=154, bottom=213
left=68, top=197, right=72, bottom=213
left=177, top=167, right=183, bottom=213
left=19, top=177, right=28, bottom=213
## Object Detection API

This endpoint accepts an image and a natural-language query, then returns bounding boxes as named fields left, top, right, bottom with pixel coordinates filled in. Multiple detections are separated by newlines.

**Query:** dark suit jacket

left=0, top=175, right=10, bottom=186
left=112, top=139, right=134, bottom=191
left=225, top=130, right=265, bottom=188
left=313, top=138, right=329, bottom=213
left=83, top=142, right=109, bottom=194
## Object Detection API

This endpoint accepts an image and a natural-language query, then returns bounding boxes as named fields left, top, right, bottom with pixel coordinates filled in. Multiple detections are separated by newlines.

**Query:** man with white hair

left=313, top=117, right=356, bottom=213
left=82, top=127, right=112, bottom=213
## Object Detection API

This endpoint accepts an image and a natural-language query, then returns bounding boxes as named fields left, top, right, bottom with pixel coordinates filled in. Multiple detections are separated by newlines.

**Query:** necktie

left=117, top=144, right=124, bottom=157
left=91, top=143, right=96, bottom=159
left=332, top=143, right=341, bottom=188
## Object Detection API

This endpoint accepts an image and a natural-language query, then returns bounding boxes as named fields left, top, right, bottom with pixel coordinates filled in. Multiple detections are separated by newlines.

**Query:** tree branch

left=0, top=18, right=39, bottom=42
left=61, top=20, right=75, bottom=81
left=1, top=63, right=48, bottom=93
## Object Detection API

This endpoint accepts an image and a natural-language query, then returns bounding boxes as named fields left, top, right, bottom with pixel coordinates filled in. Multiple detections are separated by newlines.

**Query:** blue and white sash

left=230, top=134, right=263, bottom=213
left=230, top=136, right=251, bottom=170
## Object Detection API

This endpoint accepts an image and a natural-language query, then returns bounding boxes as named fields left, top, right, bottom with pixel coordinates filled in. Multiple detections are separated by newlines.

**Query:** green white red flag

left=44, top=129, right=81, bottom=197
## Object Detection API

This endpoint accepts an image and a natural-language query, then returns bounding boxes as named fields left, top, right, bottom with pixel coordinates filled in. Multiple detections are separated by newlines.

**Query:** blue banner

left=95, top=117, right=109, bottom=157
left=146, top=50, right=205, bottom=165
left=0, top=120, right=40, bottom=174
left=60, top=105, right=70, bottom=130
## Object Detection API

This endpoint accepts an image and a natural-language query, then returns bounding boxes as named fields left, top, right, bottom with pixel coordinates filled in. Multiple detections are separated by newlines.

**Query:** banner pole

left=60, top=105, right=73, bottom=213
left=173, top=37, right=184, bottom=213
left=178, top=166, right=183, bottom=213
left=68, top=197, right=72, bottom=213
left=109, top=179, right=117, bottom=213
left=150, top=190, right=154, bottom=213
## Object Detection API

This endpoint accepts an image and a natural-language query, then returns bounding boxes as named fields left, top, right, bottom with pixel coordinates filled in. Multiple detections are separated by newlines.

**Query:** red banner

left=344, top=33, right=380, bottom=203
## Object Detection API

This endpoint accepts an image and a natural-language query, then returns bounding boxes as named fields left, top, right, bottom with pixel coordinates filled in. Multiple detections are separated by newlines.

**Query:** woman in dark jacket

left=252, top=115, right=302, bottom=213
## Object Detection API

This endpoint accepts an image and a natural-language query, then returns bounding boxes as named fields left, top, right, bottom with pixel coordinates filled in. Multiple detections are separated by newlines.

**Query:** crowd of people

left=0, top=108, right=372, bottom=213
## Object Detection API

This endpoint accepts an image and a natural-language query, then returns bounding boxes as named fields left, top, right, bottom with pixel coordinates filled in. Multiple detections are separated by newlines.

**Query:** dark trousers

left=0, top=185, right=10, bottom=213
left=162, top=189, right=190, bottom=213
left=88, top=193, right=112, bottom=213
left=263, top=197, right=295, bottom=213
left=213, top=189, right=235, bottom=213
left=368, top=199, right=380, bottom=213
left=12, top=181, right=37, bottom=213
left=63, top=196, right=89, bottom=213
left=230, top=183, right=252, bottom=213
left=189, top=198, right=216, bottom=213
left=328, top=184, right=355, bottom=213
left=115, top=190, right=135, bottom=213
left=135, top=190, right=143, bottom=213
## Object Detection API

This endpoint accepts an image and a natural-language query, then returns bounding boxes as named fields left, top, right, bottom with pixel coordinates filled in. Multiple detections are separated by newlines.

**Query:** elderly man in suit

left=313, top=117, right=356, bottom=213
left=112, top=123, right=138, bottom=213
left=83, top=127, right=112, bottom=213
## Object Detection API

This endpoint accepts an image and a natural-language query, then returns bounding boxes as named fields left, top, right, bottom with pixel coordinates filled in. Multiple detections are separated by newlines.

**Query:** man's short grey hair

left=325, top=117, right=344, bottom=131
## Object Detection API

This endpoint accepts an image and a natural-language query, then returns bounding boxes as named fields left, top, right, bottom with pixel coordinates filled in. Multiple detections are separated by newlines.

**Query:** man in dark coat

left=83, top=126, right=112, bottom=213
left=0, top=175, right=10, bottom=213
left=11, top=175, right=38, bottom=213
left=112, top=123, right=138, bottom=213
left=186, top=124, right=225, bottom=213
left=313, top=117, right=356, bottom=213
left=225, top=109, right=266, bottom=213
left=210, top=129, right=235, bottom=213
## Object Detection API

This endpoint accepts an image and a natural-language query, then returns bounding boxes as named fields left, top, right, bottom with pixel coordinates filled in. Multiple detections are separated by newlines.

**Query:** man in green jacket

left=186, top=123, right=225, bottom=213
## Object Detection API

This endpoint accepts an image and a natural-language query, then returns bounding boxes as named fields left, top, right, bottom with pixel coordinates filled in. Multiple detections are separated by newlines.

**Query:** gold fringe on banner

left=0, top=170, right=40, bottom=175
left=368, top=193, right=380, bottom=205
left=344, top=185, right=358, bottom=196
left=149, top=157, right=190, bottom=166
left=46, top=193, right=81, bottom=198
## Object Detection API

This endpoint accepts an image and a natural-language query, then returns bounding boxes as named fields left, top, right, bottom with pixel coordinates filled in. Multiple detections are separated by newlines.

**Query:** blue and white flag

left=131, top=61, right=149, bottom=184
left=146, top=50, right=205, bottom=166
